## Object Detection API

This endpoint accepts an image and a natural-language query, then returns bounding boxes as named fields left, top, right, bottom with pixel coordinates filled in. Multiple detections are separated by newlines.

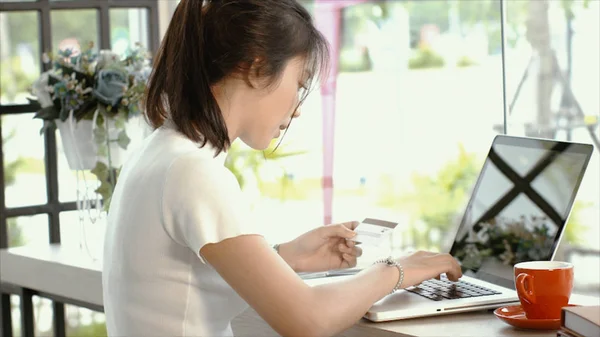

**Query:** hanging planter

left=28, top=42, right=152, bottom=260
left=56, top=118, right=97, bottom=170
left=55, top=110, right=129, bottom=171
left=29, top=42, right=151, bottom=209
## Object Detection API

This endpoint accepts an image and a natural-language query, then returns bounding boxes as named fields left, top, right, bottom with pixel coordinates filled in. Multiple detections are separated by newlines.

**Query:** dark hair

left=143, top=0, right=329, bottom=154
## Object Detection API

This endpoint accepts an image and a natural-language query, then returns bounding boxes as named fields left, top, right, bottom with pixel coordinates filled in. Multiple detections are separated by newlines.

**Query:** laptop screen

left=448, top=136, right=593, bottom=289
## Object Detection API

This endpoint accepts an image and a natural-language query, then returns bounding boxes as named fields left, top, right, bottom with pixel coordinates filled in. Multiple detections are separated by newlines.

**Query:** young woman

left=102, top=1, right=463, bottom=336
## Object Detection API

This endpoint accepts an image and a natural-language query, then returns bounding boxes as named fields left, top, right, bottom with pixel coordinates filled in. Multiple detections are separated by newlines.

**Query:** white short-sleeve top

left=102, top=121, right=259, bottom=337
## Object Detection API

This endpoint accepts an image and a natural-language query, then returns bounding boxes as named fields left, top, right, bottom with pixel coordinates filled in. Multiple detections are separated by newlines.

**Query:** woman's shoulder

left=164, top=148, right=239, bottom=196
left=147, top=124, right=228, bottom=171
left=140, top=124, right=240, bottom=201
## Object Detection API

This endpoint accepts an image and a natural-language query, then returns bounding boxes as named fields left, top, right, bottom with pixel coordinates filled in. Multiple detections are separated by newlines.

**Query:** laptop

left=364, top=135, right=594, bottom=322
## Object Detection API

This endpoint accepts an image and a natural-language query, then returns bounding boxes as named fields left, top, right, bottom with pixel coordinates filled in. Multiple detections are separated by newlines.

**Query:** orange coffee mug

left=514, top=261, right=574, bottom=320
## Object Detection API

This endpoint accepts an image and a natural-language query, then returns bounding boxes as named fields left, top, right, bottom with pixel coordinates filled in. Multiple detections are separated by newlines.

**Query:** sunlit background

left=1, top=0, right=598, bottom=336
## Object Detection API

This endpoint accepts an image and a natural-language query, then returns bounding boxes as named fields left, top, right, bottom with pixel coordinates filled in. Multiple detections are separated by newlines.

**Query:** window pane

left=11, top=295, right=20, bottom=337
left=65, top=304, right=106, bottom=337
left=59, top=210, right=106, bottom=258
left=0, top=11, right=40, bottom=104
left=2, top=114, right=47, bottom=207
left=6, top=214, right=49, bottom=248
left=8, top=295, right=57, bottom=337
left=110, top=8, right=150, bottom=54
left=505, top=0, right=599, bottom=295
left=33, top=295, right=54, bottom=336
left=326, top=0, right=503, bottom=254
left=51, top=9, right=98, bottom=53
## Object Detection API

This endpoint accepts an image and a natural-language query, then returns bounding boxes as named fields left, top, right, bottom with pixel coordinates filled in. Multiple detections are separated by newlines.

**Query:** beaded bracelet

left=373, top=257, right=404, bottom=294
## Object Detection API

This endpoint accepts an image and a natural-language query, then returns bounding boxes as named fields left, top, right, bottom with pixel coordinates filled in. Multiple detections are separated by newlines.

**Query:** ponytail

left=144, top=0, right=230, bottom=154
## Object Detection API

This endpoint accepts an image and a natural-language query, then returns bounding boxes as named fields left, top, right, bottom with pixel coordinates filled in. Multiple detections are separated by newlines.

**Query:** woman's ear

left=238, top=59, right=260, bottom=89
left=243, top=57, right=268, bottom=90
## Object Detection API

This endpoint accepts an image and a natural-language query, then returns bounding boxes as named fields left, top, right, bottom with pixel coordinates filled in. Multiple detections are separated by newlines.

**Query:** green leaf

left=97, top=144, right=108, bottom=157
left=59, top=107, right=71, bottom=122
left=93, top=127, right=107, bottom=144
left=33, top=106, right=60, bottom=120
left=79, top=101, right=98, bottom=121
left=39, top=120, right=57, bottom=135
left=96, top=112, right=105, bottom=128
left=102, top=196, right=112, bottom=212
left=116, top=131, right=130, bottom=150
left=115, top=117, right=125, bottom=129
left=95, top=182, right=110, bottom=195
left=95, top=182, right=112, bottom=200
left=90, top=161, right=109, bottom=180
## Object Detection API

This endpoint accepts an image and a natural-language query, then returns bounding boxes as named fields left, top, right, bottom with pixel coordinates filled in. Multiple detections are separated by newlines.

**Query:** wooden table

left=2, top=245, right=599, bottom=337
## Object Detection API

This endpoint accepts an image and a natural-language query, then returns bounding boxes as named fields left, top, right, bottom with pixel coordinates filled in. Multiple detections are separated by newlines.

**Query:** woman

left=102, top=1, right=463, bottom=336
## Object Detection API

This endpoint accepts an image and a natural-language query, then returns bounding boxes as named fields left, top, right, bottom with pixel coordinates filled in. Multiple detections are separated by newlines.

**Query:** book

left=561, top=305, right=600, bottom=337
left=557, top=326, right=584, bottom=337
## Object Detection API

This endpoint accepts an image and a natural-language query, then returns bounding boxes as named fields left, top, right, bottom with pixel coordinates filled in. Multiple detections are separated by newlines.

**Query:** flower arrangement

left=29, top=41, right=152, bottom=208
left=453, top=215, right=555, bottom=272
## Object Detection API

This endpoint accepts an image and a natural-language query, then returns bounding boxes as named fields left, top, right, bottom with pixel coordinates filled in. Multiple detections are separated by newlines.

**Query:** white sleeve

left=161, top=152, right=261, bottom=263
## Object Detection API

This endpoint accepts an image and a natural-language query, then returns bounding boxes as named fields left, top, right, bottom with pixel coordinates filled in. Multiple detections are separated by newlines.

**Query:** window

left=505, top=0, right=600, bottom=294
left=0, top=1, right=160, bottom=336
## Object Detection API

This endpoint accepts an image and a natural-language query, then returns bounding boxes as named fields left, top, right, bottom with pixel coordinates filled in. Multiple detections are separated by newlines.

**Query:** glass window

left=33, top=295, right=54, bottom=336
left=59, top=210, right=106, bottom=258
left=51, top=9, right=99, bottom=53
left=505, top=0, right=599, bottom=295
left=322, top=1, right=503, bottom=254
left=6, top=214, right=49, bottom=248
left=10, top=295, right=20, bottom=337
left=2, top=114, right=47, bottom=208
left=0, top=11, right=40, bottom=105
left=12, top=298, right=107, bottom=337
left=110, top=8, right=150, bottom=54
left=65, top=304, right=107, bottom=337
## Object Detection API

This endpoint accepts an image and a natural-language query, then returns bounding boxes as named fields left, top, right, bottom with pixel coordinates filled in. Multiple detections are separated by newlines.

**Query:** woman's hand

left=278, top=222, right=363, bottom=273
left=394, top=250, right=463, bottom=288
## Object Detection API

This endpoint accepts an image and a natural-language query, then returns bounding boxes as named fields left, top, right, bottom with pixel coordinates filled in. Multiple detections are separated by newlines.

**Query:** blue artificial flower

left=93, top=69, right=128, bottom=107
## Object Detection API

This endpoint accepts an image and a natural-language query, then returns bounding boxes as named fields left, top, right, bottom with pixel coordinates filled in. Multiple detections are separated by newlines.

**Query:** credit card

left=350, top=218, right=398, bottom=246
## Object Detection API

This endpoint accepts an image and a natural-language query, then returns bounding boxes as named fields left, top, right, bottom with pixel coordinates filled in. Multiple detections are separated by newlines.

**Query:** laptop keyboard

left=406, top=277, right=501, bottom=301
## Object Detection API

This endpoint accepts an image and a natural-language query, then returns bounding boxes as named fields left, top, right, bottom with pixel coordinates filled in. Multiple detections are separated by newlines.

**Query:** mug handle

left=516, top=273, right=536, bottom=304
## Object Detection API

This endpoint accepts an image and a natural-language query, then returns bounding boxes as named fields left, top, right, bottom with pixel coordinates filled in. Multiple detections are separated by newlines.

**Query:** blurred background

left=1, top=0, right=598, bottom=336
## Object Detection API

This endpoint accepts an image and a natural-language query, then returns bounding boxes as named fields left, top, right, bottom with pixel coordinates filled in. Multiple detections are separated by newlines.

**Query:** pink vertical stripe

left=315, top=2, right=337, bottom=225
left=315, top=0, right=365, bottom=225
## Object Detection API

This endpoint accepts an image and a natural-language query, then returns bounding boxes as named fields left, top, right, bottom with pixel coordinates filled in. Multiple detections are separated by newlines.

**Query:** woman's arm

left=201, top=235, right=461, bottom=337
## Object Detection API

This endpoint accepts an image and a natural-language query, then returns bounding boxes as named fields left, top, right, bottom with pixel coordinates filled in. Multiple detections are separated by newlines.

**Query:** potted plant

left=29, top=41, right=152, bottom=208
